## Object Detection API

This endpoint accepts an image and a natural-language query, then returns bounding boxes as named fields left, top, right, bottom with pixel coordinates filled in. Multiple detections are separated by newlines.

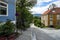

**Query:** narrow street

left=16, top=23, right=56, bottom=40
left=31, top=27, right=56, bottom=40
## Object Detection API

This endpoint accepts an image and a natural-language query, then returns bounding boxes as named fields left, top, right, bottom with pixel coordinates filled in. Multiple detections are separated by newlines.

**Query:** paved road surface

left=16, top=27, right=56, bottom=40
left=16, top=24, right=56, bottom=40
left=15, top=28, right=32, bottom=40
left=31, top=27, right=56, bottom=40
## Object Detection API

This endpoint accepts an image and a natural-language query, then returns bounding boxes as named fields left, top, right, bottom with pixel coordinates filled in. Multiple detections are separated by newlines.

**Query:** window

left=57, top=15, right=60, bottom=20
left=50, top=21, right=53, bottom=25
left=57, top=21, right=60, bottom=25
left=0, top=0, right=8, bottom=2
left=0, top=1, right=8, bottom=16
left=50, top=15, right=53, bottom=20
left=50, top=15, right=53, bottom=18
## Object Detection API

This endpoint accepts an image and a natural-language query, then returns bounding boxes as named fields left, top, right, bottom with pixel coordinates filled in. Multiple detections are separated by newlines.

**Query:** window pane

left=0, top=7, right=7, bottom=15
left=0, top=2, right=7, bottom=16
left=50, top=15, right=53, bottom=20
left=50, top=15, right=53, bottom=18
left=0, top=3, right=7, bottom=7
left=57, top=21, right=60, bottom=25
left=57, top=15, right=60, bottom=20
left=50, top=21, right=53, bottom=25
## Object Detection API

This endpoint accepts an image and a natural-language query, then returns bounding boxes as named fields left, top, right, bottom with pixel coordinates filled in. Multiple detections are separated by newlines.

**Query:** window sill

left=0, top=15, right=8, bottom=16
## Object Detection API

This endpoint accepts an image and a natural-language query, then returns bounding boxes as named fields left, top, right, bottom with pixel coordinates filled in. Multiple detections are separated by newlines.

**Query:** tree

left=16, top=0, right=37, bottom=31
left=49, top=3, right=56, bottom=9
left=52, top=3, right=56, bottom=8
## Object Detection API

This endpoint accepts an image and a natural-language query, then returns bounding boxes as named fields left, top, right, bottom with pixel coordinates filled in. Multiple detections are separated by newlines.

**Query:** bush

left=0, top=20, right=15, bottom=36
left=34, top=18, right=43, bottom=28
left=34, top=19, right=41, bottom=27
left=55, top=25, right=60, bottom=29
left=33, top=16, right=46, bottom=28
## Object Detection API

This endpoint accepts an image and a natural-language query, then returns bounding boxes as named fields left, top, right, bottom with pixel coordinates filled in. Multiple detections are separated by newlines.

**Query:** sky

left=30, top=0, right=60, bottom=14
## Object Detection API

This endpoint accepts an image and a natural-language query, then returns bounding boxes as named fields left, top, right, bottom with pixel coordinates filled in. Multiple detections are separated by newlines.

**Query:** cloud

left=30, top=6, right=49, bottom=14
left=36, top=0, right=52, bottom=7
left=31, top=0, right=60, bottom=14
left=36, top=0, right=59, bottom=7
left=37, top=0, right=52, bottom=4
left=53, top=1, right=60, bottom=7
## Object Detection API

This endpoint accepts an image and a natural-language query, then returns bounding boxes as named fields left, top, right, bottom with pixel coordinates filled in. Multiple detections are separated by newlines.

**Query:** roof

left=43, top=7, right=60, bottom=15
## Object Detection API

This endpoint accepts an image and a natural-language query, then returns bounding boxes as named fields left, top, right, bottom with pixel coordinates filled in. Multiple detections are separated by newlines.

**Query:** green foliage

left=16, top=0, right=36, bottom=30
left=55, top=25, right=60, bottom=29
left=0, top=20, right=15, bottom=36
left=34, top=16, right=41, bottom=27
left=34, top=16, right=45, bottom=28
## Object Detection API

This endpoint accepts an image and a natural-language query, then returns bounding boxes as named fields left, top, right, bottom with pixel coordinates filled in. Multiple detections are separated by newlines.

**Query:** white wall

left=41, top=15, right=48, bottom=26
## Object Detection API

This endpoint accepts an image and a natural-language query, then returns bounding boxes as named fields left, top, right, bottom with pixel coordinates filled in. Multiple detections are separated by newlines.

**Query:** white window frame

left=0, top=1, right=8, bottom=16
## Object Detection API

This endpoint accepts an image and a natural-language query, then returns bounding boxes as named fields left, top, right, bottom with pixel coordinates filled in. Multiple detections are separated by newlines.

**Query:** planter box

left=8, top=34, right=16, bottom=40
left=0, top=36, right=6, bottom=40
left=0, top=34, right=16, bottom=40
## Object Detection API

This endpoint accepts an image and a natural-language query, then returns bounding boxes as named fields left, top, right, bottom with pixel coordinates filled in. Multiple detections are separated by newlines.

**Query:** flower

left=15, top=13, right=19, bottom=16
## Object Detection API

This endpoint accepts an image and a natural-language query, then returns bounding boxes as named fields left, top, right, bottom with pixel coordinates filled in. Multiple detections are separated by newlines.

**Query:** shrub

left=34, top=18, right=44, bottom=28
left=0, top=20, right=15, bottom=36
left=55, top=25, right=60, bottom=29
left=34, top=19, right=46, bottom=28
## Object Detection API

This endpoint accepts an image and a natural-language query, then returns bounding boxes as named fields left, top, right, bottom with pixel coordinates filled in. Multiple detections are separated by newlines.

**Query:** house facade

left=41, top=4, right=60, bottom=27
left=0, top=0, right=16, bottom=22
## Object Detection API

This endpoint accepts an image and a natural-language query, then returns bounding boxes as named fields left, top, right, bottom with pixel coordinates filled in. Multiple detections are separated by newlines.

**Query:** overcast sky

left=30, top=0, right=60, bottom=14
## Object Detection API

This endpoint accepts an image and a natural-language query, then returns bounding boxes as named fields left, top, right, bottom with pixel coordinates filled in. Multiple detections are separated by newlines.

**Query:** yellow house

left=41, top=4, right=60, bottom=27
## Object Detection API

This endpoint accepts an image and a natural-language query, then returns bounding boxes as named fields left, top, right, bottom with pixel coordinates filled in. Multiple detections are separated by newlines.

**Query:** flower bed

left=7, top=34, right=16, bottom=40
left=0, top=19, right=16, bottom=40
left=0, top=36, right=6, bottom=40
left=0, top=34, right=16, bottom=40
